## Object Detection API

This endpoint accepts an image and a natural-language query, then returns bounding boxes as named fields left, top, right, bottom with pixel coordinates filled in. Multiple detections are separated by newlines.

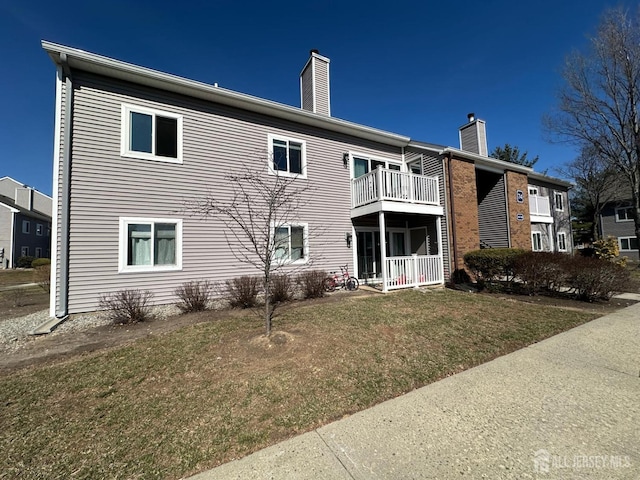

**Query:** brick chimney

left=459, top=113, right=488, bottom=156
left=300, top=49, right=330, bottom=116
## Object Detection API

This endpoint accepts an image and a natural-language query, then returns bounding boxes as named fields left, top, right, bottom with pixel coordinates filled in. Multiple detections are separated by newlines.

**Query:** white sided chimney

left=300, top=49, right=331, bottom=116
left=459, top=112, right=488, bottom=156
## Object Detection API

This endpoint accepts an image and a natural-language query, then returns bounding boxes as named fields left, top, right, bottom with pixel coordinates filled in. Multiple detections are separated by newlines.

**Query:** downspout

left=57, top=53, right=73, bottom=318
left=446, top=152, right=459, bottom=275
left=9, top=211, right=15, bottom=268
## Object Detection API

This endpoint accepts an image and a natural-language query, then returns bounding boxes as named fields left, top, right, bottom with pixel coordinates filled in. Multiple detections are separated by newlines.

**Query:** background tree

left=560, top=145, right=621, bottom=243
left=490, top=143, right=539, bottom=168
left=546, top=7, right=640, bottom=252
left=186, top=159, right=314, bottom=336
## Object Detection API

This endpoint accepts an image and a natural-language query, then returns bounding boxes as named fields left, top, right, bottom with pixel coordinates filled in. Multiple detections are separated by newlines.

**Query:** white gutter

left=41, top=41, right=410, bottom=148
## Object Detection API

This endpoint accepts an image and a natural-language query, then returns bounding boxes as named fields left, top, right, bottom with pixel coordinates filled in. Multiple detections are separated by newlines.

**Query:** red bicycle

left=325, top=265, right=359, bottom=291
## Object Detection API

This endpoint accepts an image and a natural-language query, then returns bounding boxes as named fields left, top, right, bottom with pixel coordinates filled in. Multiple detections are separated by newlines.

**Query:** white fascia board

left=527, top=171, right=573, bottom=189
left=441, top=147, right=533, bottom=174
left=41, top=41, right=409, bottom=147
left=0, top=201, right=19, bottom=213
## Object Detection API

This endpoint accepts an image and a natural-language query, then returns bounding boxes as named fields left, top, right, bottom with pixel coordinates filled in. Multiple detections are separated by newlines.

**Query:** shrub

left=566, top=256, right=629, bottom=301
left=298, top=270, right=328, bottom=299
left=593, top=236, right=619, bottom=261
left=31, top=258, right=51, bottom=268
left=270, top=273, right=294, bottom=304
left=99, top=289, right=154, bottom=324
left=33, top=264, right=51, bottom=293
left=513, top=252, right=568, bottom=295
left=3, top=288, right=27, bottom=308
left=226, top=276, right=260, bottom=308
left=16, top=256, right=35, bottom=268
left=174, top=280, right=212, bottom=313
left=463, top=248, right=525, bottom=287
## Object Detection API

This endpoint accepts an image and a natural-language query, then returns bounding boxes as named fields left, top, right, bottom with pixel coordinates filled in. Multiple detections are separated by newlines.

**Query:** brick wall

left=446, top=156, right=480, bottom=271
left=505, top=170, right=532, bottom=250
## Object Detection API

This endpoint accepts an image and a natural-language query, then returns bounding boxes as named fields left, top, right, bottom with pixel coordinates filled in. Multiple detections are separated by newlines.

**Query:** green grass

left=0, top=289, right=598, bottom=479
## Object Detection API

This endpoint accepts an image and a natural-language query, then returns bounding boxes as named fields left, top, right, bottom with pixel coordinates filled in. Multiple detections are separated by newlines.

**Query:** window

left=615, top=206, right=635, bottom=222
left=619, top=236, right=639, bottom=251
left=119, top=217, right=182, bottom=272
left=35, top=247, right=42, bottom=258
left=531, top=232, right=542, bottom=252
left=528, top=186, right=538, bottom=195
left=352, top=154, right=402, bottom=178
left=273, top=224, right=308, bottom=263
left=21, top=246, right=29, bottom=256
left=268, top=134, right=306, bottom=177
left=36, top=223, right=43, bottom=236
left=557, top=232, right=567, bottom=252
left=554, top=192, right=564, bottom=211
left=22, top=220, right=30, bottom=234
left=121, top=104, right=183, bottom=163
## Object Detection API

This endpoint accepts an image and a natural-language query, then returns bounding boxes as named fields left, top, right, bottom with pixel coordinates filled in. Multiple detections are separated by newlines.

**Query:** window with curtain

left=120, top=218, right=181, bottom=271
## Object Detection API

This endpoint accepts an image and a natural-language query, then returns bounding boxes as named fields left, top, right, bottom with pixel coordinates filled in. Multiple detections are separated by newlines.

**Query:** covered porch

left=352, top=212, right=444, bottom=292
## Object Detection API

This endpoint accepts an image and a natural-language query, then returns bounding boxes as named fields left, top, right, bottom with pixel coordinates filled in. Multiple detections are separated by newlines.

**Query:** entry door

left=357, top=231, right=381, bottom=279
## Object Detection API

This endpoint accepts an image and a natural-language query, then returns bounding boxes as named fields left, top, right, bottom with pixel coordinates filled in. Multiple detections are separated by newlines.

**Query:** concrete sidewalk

left=190, top=303, right=640, bottom=479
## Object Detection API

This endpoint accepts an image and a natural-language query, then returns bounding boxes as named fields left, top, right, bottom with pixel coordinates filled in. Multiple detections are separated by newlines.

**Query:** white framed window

left=615, top=206, right=634, bottom=222
left=273, top=223, right=308, bottom=264
left=557, top=232, right=568, bottom=252
left=21, top=246, right=29, bottom=256
left=352, top=153, right=402, bottom=178
left=528, top=186, right=538, bottom=195
left=118, top=217, right=183, bottom=272
left=619, top=236, right=639, bottom=251
left=532, top=232, right=543, bottom=252
left=268, top=134, right=307, bottom=178
left=22, top=220, right=30, bottom=234
left=36, top=223, right=43, bottom=236
left=554, top=192, right=564, bottom=211
left=121, top=104, right=183, bottom=164
left=35, top=247, right=43, bottom=258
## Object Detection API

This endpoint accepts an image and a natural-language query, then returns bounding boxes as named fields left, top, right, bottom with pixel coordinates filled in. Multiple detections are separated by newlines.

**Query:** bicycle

left=325, top=265, right=359, bottom=291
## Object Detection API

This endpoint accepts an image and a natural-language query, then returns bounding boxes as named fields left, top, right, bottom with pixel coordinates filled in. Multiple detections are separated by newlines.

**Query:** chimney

left=300, top=49, right=331, bottom=116
left=15, top=186, right=33, bottom=211
left=459, top=113, right=488, bottom=156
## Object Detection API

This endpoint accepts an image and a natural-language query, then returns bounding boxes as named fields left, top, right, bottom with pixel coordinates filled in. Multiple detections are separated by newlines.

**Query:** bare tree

left=186, top=160, right=315, bottom=336
left=559, top=145, right=621, bottom=241
left=546, top=7, right=640, bottom=249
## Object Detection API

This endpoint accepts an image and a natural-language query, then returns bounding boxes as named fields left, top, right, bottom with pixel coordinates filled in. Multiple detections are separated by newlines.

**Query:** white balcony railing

left=352, top=168, right=439, bottom=209
left=529, top=194, right=551, bottom=216
left=385, top=255, right=443, bottom=290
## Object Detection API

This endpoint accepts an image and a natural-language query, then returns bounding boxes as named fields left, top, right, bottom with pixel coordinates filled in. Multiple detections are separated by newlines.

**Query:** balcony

left=385, top=255, right=443, bottom=290
left=529, top=194, right=553, bottom=223
left=351, top=168, right=441, bottom=216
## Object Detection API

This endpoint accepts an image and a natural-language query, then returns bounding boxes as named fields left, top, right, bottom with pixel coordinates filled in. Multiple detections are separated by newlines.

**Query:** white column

left=548, top=224, right=555, bottom=252
left=380, top=211, right=388, bottom=292
left=436, top=217, right=444, bottom=284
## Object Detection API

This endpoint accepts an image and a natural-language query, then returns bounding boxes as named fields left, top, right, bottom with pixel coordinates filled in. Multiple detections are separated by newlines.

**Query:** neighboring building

left=42, top=42, right=570, bottom=318
left=528, top=173, right=573, bottom=254
left=0, top=176, right=52, bottom=269
left=600, top=196, right=639, bottom=261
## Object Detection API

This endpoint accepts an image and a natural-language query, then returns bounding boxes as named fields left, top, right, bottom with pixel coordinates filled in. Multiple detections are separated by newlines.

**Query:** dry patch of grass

left=0, top=269, right=35, bottom=287
left=0, top=289, right=598, bottom=479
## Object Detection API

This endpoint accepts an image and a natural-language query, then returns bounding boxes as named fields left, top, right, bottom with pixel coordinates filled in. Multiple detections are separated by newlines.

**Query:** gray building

left=600, top=197, right=639, bottom=261
left=527, top=173, right=573, bottom=253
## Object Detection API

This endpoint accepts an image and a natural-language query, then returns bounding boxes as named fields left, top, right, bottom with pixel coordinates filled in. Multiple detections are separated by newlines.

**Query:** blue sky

left=0, top=0, right=630, bottom=196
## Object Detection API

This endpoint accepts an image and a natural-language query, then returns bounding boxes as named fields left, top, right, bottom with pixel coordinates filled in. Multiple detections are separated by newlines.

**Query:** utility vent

left=459, top=113, right=488, bottom=156
left=300, top=49, right=331, bottom=116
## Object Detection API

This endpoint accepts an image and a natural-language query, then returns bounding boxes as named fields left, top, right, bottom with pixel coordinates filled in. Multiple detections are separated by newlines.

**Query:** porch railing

left=352, top=168, right=439, bottom=209
left=385, top=255, right=443, bottom=290
left=529, top=194, right=551, bottom=216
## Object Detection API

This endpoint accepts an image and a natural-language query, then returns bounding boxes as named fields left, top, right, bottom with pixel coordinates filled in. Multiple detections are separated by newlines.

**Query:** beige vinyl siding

left=459, top=125, right=479, bottom=154
left=65, top=71, right=401, bottom=313
left=314, top=60, right=330, bottom=116
left=301, top=66, right=313, bottom=112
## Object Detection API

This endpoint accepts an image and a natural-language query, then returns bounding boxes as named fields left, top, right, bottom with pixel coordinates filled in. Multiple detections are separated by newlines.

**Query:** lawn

left=0, top=269, right=35, bottom=287
left=1, top=289, right=598, bottom=480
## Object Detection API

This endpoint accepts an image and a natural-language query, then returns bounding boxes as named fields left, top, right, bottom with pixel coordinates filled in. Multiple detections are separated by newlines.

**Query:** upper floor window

left=528, top=186, right=539, bottom=196
left=352, top=154, right=401, bottom=178
left=615, top=206, right=635, bottom=222
left=121, top=104, right=183, bottom=164
left=268, top=134, right=306, bottom=178
left=22, top=220, right=30, bottom=234
left=119, top=217, right=182, bottom=273
left=531, top=231, right=543, bottom=252
left=554, top=192, right=564, bottom=211
left=36, top=223, right=43, bottom=236
left=273, top=223, right=308, bottom=263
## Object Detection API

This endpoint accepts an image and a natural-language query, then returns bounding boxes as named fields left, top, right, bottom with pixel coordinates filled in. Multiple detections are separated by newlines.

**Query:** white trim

left=554, top=191, right=564, bottom=212
left=267, top=133, right=307, bottom=179
left=619, top=236, right=639, bottom=251
left=118, top=217, right=183, bottom=273
left=120, top=104, right=183, bottom=164
left=325, top=58, right=331, bottom=116
left=531, top=231, right=543, bottom=251
left=311, top=56, right=317, bottom=114
left=530, top=215, right=554, bottom=224
left=615, top=205, right=634, bottom=222
left=0, top=201, right=19, bottom=213
left=349, top=151, right=402, bottom=178
left=557, top=232, right=568, bottom=252
left=528, top=186, right=539, bottom=195
left=271, top=222, right=310, bottom=265
left=50, top=66, right=62, bottom=316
